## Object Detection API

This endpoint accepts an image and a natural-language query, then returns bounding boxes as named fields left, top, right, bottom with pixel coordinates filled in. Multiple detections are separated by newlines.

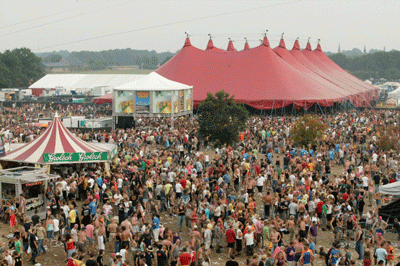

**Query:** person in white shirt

left=362, top=175, right=369, bottom=190
left=244, top=226, right=254, bottom=256
left=256, top=175, right=266, bottom=196
left=175, top=182, right=183, bottom=198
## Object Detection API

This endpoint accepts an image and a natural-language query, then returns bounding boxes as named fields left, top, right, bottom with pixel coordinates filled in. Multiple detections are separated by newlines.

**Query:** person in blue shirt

left=299, top=243, right=313, bottom=266
left=309, top=149, right=314, bottom=157
left=88, top=198, right=97, bottom=217
left=222, top=173, right=231, bottom=185
left=267, top=152, right=273, bottom=164
left=96, top=175, right=103, bottom=187
left=329, top=242, right=343, bottom=266
left=328, top=149, right=335, bottom=161
left=152, top=214, right=160, bottom=242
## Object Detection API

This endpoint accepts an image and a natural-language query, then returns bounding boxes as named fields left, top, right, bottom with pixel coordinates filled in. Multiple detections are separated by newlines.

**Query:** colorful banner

left=136, top=91, right=150, bottom=106
left=0, top=135, right=5, bottom=157
left=115, top=91, right=134, bottom=113
left=119, top=101, right=133, bottom=114
left=43, top=152, right=108, bottom=163
left=153, top=91, right=171, bottom=114
left=72, top=98, right=85, bottom=103
left=174, top=100, right=179, bottom=113
left=179, top=90, right=184, bottom=111
left=185, top=89, right=192, bottom=111
left=157, top=101, right=171, bottom=114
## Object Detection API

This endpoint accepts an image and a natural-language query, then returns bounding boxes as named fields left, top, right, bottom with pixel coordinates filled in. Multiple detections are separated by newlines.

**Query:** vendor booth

left=379, top=181, right=400, bottom=222
left=112, top=72, right=193, bottom=129
left=0, top=167, right=60, bottom=219
left=0, top=114, right=117, bottom=165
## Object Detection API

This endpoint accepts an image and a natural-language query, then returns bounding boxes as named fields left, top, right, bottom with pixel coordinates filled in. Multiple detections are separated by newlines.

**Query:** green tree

left=290, top=115, right=327, bottom=147
left=197, top=90, right=249, bottom=147
left=44, top=53, right=62, bottom=63
left=0, top=48, right=44, bottom=88
left=376, top=125, right=400, bottom=152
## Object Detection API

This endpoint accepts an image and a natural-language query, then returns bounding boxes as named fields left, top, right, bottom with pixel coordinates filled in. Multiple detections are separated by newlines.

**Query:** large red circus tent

left=156, top=36, right=377, bottom=109
left=0, top=115, right=117, bottom=164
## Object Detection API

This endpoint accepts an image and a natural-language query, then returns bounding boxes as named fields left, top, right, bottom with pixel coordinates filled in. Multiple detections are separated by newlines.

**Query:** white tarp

left=379, top=181, right=400, bottom=195
left=115, top=72, right=192, bottom=91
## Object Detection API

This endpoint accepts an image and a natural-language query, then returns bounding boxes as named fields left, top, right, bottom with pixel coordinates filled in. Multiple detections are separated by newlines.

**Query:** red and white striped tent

left=0, top=115, right=117, bottom=164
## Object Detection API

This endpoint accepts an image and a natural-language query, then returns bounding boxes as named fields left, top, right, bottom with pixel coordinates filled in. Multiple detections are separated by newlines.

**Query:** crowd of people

left=1, top=104, right=400, bottom=266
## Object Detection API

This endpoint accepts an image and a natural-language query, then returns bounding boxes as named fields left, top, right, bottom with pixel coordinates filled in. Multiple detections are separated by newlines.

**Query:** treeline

left=0, top=48, right=45, bottom=88
left=38, top=48, right=175, bottom=70
left=329, top=50, right=400, bottom=81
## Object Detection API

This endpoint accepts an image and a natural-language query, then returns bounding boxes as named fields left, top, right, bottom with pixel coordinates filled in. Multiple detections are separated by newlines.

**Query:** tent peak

left=206, top=38, right=215, bottom=50
left=184, top=37, right=192, bottom=47
left=244, top=37, right=250, bottom=50
left=278, top=38, right=286, bottom=49
left=292, top=38, right=300, bottom=50
left=315, top=39, right=322, bottom=51
left=262, top=36, right=270, bottom=47
left=227, top=38, right=235, bottom=51
left=305, top=37, right=312, bottom=51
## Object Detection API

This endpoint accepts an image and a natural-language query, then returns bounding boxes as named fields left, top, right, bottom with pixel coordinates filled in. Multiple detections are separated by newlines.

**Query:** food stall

left=0, top=167, right=60, bottom=219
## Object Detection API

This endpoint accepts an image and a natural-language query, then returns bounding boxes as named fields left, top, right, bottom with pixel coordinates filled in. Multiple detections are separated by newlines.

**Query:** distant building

left=44, top=55, right=86, bottom=73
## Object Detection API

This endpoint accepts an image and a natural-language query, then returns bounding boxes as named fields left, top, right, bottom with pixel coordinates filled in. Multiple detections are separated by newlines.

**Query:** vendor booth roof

left=379, top=181, right=400, bottom=195
left=93, top=92, right=113, bottom=104
left=115, top=72, right=192, bottom=91
left=0, top=115, right=112, bottom=164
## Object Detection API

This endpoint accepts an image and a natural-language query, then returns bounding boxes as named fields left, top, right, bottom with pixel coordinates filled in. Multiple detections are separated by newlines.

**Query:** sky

left=0, top=0, right=398, bottom=54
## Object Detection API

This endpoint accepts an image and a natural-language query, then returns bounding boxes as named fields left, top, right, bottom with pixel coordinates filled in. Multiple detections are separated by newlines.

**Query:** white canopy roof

left=379, top=181, right=400, bottom=195
left=388, top=87, right=400, bottom=97
left=115, top=72, right=192, bottom=91
left=30, top=74, right=145, bottom=91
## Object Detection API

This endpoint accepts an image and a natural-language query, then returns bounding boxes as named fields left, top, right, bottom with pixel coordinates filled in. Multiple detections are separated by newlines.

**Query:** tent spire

left=184, top=32, right=191, bottom=47
left=206, top=34, right=215, bottom=50
left=227, top=38, right=235, bottom=51
left=292, top=37, right=300, bottom=50
left=244, top=38, right=250, bottom=50
left=305, top=37, right=312, bottom=51
left=278, top=33, right=286, bottom=48
left=262, top=30, right=270, bottom=47
left=316, top=39, right=322, bottom=51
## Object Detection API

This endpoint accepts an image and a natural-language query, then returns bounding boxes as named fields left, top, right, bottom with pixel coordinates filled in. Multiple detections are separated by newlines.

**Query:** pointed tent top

left=316, top=43, right=322, bottom=51
left=206, top=38, right=215, bottom=50
left=306, top=38, right=312, bottom=51
left=305, top=41, right=312, bottom=51
left=278, top=38, right=286, bottom=49
left=262, top=36, right=270, bottom=47
left=184, top=37, right=192, bottom=47
left=244, top=42, right=250, bottom=50
left=292, top=39, right=301, bottom=50
left=227, top=38, right=235, bottom=51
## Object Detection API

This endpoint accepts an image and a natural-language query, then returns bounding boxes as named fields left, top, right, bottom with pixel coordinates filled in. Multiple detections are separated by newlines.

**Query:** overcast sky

left=0, top=0, right=398, bottom=54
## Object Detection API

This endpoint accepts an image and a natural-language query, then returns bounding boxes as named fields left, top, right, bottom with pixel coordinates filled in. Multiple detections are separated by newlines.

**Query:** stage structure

left=112, top=72, right=193, bottom=129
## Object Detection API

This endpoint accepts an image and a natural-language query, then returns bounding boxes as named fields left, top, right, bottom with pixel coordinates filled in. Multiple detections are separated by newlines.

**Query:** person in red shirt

left=226, top=224, right=236, bottom=257
left=178, top=247, right=191, bottom=266
left=180, top=177, right=187, bottom=190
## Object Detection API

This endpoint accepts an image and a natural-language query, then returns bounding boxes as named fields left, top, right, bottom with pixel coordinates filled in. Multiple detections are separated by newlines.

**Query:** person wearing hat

left=144, top=246, right=154, bottom=266
left=108, top=253, right=116, bottom=266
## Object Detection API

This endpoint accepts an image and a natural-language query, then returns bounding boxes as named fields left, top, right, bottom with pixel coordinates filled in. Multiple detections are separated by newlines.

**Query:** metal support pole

left=317, top=103, right=324, bottom=115
left=271, top=100, right=275, bottom=116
